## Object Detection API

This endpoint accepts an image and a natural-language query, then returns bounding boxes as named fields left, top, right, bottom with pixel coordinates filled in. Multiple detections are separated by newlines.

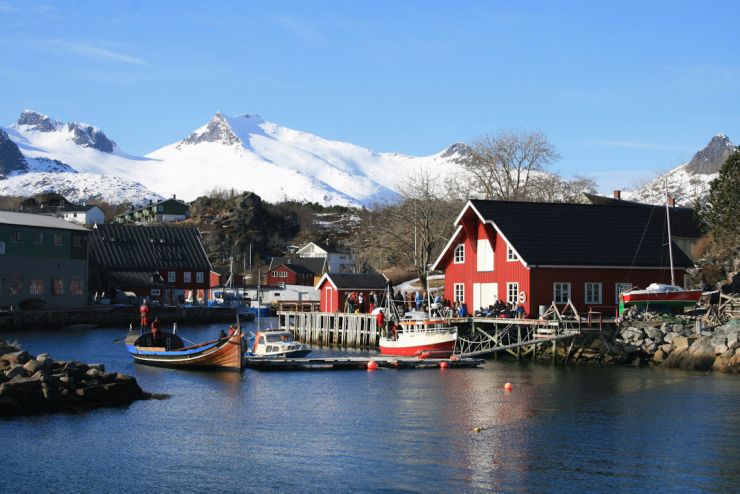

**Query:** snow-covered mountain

left=0, top=111, right=163, bottom=205
left=2, top=110, right=465, bottom=207
left=623, top=134, right=736, bottom=206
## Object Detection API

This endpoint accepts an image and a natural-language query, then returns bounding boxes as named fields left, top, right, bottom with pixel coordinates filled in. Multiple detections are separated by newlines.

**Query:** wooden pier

left=244, top=355, right=484, bottom=371
left=278, top=311, right=379, bottom=348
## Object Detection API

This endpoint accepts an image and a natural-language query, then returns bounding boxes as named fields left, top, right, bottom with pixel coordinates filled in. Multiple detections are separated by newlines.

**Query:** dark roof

left=89, top=224, right=211, bottom=271
left=583, top=194, right=702, bottom=238
left=106, top=271, right=165, bottom=289
left=469, top=199, right=695, bottom=268
left=57, top=204, right=98, bottom=212
left=322, top=273, right=388, bottom=290
left=272, top=263, right=314, bottom=275
left=270, top=256, right=325, bottom=275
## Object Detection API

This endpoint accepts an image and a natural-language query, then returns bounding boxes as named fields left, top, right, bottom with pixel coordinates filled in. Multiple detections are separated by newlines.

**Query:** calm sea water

left=2, top=320, right=738, bottom=493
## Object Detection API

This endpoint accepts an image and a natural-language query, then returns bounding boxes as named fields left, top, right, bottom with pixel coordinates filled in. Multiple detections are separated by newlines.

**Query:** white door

left=473, top=283, right=498, bottom=310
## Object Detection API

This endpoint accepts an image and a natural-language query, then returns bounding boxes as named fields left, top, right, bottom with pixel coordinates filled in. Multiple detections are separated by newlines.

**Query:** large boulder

left=23, top=359, right=44, bottom=375
left=1, top=351, right=31, bottom=366
left=711, top=354, right=740, bottom=373
left=644, top=326, right=663, bottom=340
left=662, top=348, right=715, bottom=371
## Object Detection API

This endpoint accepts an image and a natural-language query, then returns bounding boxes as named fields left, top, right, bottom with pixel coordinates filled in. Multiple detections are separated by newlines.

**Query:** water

left=2, top=320, right=739, bottom=493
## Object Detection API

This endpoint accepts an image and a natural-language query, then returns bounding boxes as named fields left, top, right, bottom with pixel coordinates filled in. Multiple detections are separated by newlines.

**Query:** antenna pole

left=665, top=186, right=675, bottom=286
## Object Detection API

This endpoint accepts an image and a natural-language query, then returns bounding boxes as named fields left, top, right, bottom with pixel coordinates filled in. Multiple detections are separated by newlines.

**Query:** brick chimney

left=667, top=197, right=676, bottom=207
left=613, top=190, right=621, bottom=200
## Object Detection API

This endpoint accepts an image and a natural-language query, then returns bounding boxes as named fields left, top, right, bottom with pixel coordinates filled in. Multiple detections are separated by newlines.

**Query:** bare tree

left=528, top=174, right=597, bottom=203
left=457, top=130, right=560, bottom=200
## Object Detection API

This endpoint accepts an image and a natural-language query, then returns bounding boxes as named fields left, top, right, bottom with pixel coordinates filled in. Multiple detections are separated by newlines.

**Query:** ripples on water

left=2, top=321, right=738, bottom=493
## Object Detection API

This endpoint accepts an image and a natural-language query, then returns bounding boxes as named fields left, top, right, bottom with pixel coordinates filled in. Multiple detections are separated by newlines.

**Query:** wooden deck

left=244, top=355, right=484, bottom=371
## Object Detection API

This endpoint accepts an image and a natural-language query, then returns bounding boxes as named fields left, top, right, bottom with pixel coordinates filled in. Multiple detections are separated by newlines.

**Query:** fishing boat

left=379, top=312, right=457, bottom=357
left=124, top=326, right=244, bottom=371
left=619, top=193, right=702, bottom=313
left=248, top=329, right=311, bottom=358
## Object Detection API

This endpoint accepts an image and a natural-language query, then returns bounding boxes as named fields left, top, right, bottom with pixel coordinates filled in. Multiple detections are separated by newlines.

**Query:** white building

left=57, top=205, right=105, bottom=225
left=296, top=241, right=356, bottom=273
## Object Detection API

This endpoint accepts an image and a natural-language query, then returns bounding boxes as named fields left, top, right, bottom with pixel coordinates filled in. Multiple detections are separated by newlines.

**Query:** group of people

left=475, top=300, right=526, bottom=319
left=139, top=299, right=162, bottom=342
left=344, top=291, right=384, bottom=314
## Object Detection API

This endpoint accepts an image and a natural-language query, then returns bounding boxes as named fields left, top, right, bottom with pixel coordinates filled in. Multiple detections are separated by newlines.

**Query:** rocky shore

left=613, top=318, right=740, bottom=373
left=0, top=342, right=151, bottom=417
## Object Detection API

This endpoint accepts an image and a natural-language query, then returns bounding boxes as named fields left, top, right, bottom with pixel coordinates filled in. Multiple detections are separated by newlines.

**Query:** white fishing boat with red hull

left=620, top=283, right=703, bottom=308
left=379, top=314, right=457, bottom=357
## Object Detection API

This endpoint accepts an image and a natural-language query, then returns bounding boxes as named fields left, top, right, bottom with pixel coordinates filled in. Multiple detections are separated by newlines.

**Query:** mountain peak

left=685, top=133, right=736, bottom=175
left=179, top=112, right=244, bottom=147
left=17, top=110, right=63, bottom=132
left=0, top=128, right=29, bottom=176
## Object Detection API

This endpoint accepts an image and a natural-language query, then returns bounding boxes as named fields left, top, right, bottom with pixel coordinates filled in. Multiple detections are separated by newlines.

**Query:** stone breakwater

left=613, top=319, right=740, bottom=373
left=0, top=345, right=151, bottom=416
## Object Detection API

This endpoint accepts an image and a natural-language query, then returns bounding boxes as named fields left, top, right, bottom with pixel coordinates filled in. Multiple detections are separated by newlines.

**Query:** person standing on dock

left=376, top=308, right=386, bottom=336
left=139, top=300, right=149, bottom=333
left=151, top=317, right=160, bottom=343
left=415, top=290, right=423, bottom=310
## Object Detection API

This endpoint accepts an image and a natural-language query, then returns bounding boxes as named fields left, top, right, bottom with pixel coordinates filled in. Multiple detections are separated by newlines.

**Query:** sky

left=1, top=0, right=738, bottom=193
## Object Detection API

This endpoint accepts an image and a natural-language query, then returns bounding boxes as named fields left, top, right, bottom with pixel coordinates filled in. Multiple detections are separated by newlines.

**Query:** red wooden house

left=316, top=273, right=388, bottom=312
left=266, top=263, right=314, bottom=286
left=432, top=199, right=697, bottom=316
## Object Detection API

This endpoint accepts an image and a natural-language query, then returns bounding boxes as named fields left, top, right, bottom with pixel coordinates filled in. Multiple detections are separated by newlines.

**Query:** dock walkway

left=244, top=355, right=484, bottom=371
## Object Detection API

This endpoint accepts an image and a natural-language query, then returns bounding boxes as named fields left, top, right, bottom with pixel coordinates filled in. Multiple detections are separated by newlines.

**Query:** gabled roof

left=0, top=211, right=90, bottom=231
left=269, top=256, right=326, bottom=275
left=297, top=241, right=350, bottom=255
left=434, top=200, right=695, bottom=269
left=315, top=273, right=388, bottom=291
left=271, top=263, right=314, bottom=275
left=57, top=204, right=100, bottom=213
left=89, top=224, right=211, bottom=271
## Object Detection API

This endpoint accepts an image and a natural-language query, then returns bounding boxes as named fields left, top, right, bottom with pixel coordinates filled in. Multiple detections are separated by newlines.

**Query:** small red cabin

left=266, top=263, right=314, bottom=286
left=432, top=199, right=697, bottom=316
left=316, top=273, right=388, bottom=313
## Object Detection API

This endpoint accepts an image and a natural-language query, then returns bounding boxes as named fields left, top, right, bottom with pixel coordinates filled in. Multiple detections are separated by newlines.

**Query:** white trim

left=553, top=282, right=571, bottom=304
left=506, top=245, right=519, bottom=262
left=431, top=225, right=463, bottom=270
left=506, top=282, right=519, bottom=304
left=453, top=283, right=465, bottom=302
left=584, top=282, right=602, bottom=305
left=454, top=243, right=465, bottom=264
left=315, top=272, right=337, bottom=291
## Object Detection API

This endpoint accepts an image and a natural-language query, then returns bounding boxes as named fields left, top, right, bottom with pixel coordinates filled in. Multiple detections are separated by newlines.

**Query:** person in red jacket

left=376, top=309, right=386, bottom=337
left=139, top=300, right=149, bottom=332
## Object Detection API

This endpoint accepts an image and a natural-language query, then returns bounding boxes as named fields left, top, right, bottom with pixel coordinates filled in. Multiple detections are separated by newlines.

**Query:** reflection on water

left=1, top=323, right=738, bottom=493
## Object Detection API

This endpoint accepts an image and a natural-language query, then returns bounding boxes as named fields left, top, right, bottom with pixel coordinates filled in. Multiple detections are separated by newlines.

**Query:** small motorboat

left=620, top=283, right=703, bottom=311
left=124, top=327, right=244, bottom=371
left=248, top=329, right=310, bottom=358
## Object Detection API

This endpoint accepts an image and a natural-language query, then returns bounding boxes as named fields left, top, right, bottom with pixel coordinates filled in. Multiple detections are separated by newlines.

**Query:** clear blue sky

left=1, top=0, right=738, bottom=193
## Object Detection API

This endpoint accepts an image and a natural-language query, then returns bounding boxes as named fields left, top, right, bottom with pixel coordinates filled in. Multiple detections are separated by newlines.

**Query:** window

left=33, top=232, right=44, bottom=245
left=54, top=233, right=64, bottom=246
left=0, top=241, right=5, bottom=254
left=553, top=282, right=571, bottom=304
left=72, top=235, right=82, bottom=247
left=454, top=244, right=465, bottom=264
left=507, top=245, right=519, bottom=261
left=70, top=277, right=83, bottom=295
left=151, top=289, right=161, bottom=296
left=506, top=283, right=519, bottom=304
left=184, top=272, right=192, bottom=283
left=280, top=271, right=288, bottom=278
left=454, top=283, right=465, bottom=302
left=9, top=276, right=22, bottom=295
left=615, top=283, right=633, bottom=303
left=585, top=283, right=602, bottom=304
left=477, top=239, right=494, bottom=272
left=196, top=272, right=204, bottom=283
left=168, top=271, right=176, bottom=283
left=30, top=279, right=44, bottom=295
left=271, top=270, right=278, bottom=277
left=52, top=277, right=64, bottom=295
left=12, top=230, right=22, bottom=243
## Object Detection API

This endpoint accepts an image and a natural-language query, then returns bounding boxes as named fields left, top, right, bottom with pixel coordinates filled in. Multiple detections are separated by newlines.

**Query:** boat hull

left=126, top=332, right=244, bottom=371
left=379, top=335, right=457, bottom=357
left=622, top=290, right=702, bottom=307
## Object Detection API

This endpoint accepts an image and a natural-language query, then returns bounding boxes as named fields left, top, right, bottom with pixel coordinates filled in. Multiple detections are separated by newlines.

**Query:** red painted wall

left=266, top=267, right=313, bottom=286
left=441, top=215, right=532, bottom=314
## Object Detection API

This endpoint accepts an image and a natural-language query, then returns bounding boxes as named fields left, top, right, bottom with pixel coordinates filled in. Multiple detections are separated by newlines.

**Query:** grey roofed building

left=0, top=210, right=89, bottom=231
left=269, top=256, right=327, bottom=276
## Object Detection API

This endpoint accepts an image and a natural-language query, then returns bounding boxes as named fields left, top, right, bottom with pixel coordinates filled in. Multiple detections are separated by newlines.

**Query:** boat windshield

left=265, top=333, right=293, bottom=342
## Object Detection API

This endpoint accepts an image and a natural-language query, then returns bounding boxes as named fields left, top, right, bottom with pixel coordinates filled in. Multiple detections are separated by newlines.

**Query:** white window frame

left=585, top=282, right=602, bottom=305
left=453, top=283, right=465, bottom=302
left=167, top=271, right=176, bottom=283
left=453, top=244, right=465, bottom=264
left=553, top=282, right=571, bottom=304
left=507, top=245, right=519, bottom=261
left=196, top=272, right=204, bottom=283
left=615, top=283, right=632, bottom=304
left=506, top=283, right=519, bottom=304
left=476, top=239, right=494, bottom=272
left=183, top=272, right=192, bottom=283
left=151, top=289, right=161, bottom=296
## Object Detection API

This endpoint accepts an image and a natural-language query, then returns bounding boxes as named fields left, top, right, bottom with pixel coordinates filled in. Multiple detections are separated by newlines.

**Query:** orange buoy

left=367, top=360, right=379, bottom=371
left=439, top=361, right=449, bottom=369
left=504, top=382, right=513, bottom=391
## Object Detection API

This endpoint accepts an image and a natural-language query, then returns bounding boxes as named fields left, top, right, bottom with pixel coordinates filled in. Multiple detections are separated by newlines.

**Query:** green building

left=115, top=197, right=189, bottom=224
left=0, top=211, right=89, bottom=309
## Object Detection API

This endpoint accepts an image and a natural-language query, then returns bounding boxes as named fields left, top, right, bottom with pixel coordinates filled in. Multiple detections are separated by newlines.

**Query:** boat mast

left=665, top=188, right=676, bottom=286
left=257, top=268, right=261, bottom=332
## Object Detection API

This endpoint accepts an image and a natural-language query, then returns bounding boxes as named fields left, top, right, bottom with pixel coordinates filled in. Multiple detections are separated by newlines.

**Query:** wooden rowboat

left=124, top=327, right=244, bottom=371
